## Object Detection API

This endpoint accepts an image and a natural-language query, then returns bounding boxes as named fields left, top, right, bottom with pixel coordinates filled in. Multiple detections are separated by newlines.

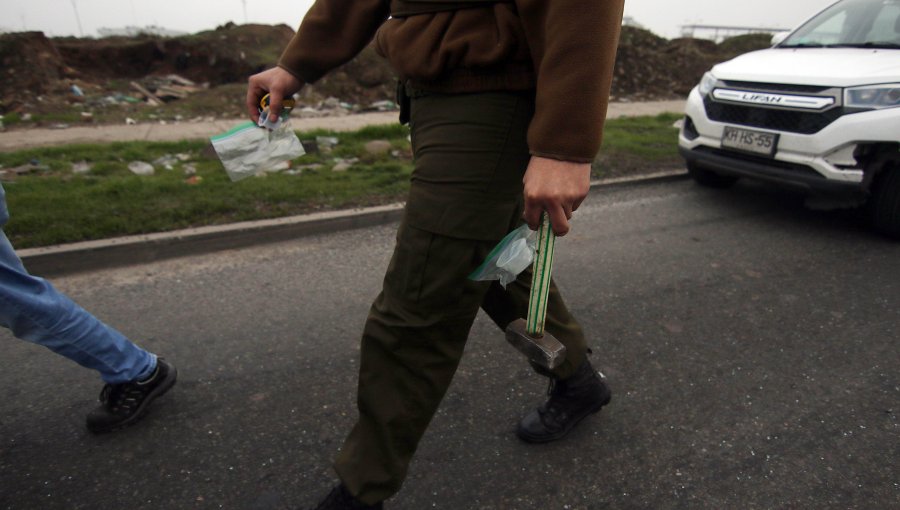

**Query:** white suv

left=678, top=0, right=900, bottom=237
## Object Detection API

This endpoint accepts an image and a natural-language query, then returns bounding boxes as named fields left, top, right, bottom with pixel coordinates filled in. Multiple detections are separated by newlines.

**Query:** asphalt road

left=1, top=179, right=898, bottom=509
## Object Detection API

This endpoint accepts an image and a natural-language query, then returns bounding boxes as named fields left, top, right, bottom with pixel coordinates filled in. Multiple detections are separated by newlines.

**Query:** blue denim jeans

left=0, top=183, right=155, bottom=384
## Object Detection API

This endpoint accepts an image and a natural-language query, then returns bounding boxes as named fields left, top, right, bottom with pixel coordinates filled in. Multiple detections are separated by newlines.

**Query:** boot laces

left=99, top=383, right=146, bottom=415
left=540, top=378, right=571, bottom=419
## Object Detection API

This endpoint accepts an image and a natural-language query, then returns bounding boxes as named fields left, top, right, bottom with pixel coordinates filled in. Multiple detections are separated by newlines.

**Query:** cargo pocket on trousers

left=389, top=190, right=521, bottom=310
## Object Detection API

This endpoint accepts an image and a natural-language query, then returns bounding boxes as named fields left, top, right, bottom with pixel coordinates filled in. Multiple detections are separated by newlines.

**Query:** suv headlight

left=844, top=84, right=900, bottom=110
left=698, top=72, right=717, bottom=96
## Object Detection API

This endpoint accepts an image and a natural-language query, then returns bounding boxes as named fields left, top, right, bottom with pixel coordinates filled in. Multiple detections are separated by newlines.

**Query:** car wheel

left=687, top=162, right=739, bottom=189
left=869, top=163, right=900, bottom=239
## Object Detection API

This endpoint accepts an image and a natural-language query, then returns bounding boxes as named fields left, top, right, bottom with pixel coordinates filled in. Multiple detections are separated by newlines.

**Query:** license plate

left=721, top=126, right=778, bottom=156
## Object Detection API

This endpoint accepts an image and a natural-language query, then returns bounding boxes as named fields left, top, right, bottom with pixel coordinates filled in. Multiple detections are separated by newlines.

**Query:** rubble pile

left=611, top=28, right=771, bottom=99
left=0, top=32, right=75, bottom=109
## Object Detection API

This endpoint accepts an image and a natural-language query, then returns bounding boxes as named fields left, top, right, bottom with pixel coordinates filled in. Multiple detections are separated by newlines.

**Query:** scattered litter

left=671, top=119, right=684, bottom=129
left=128, top=161, right=155, bottom=176
left=165, top=74, right=198, bottom=87
left=71, top=84, right=84, bottom=97
left=49, top=123, right=70, bottom=130
left=264, top=161, right=291, bottom=173
left=331, top=157, right=359, bottom=172
left=295, top=96, right=359, bottom=118
left=95, top=93, right=140, bottom=106
left=298, top=106, right=325, bottom=119
left=20, top=113, right=32, bottom=122
left=130, top=81, right=162, bottom=106
left=152, top=154, right=180, bottom=170
left=71, top=161, right=92, bottom=174
left=316, top=136, right=339, bottom=152
left=9, top=162, right=49, bottom=175
left=183, top=163, right=197, bottom=175
left=130, top=74, right=207, bottom=105
left=369, top=100, right=398, bottom=111
left=80, top=112, right=93, bottom=122
left=126, top=117, right=137, bottom=125
left=185, top=175, right=203, bottom=185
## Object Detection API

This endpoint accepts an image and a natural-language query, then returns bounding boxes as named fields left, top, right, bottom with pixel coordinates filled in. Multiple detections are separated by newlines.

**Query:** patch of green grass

left=593, top=113, right=683, bottom=179
left=1, top=116, right=681, bottom=248
left=1, top=126, right=413, bottom=248
left=601, top=113, right=682, bottom=160
left=0, top=112, right=22, bottom=126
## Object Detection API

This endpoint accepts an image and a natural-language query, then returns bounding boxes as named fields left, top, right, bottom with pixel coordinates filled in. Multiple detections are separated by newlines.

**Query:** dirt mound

left=0, top=24, right=296, bottom=114
left=0, top=32, right=75, bottom=104
left=610, top=27, right=771, bottom=100
left=0, top=24, right=773, bottom=122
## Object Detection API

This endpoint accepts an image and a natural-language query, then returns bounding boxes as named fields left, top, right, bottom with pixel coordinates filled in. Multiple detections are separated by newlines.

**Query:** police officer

left=246, top=0, right=625, bottom=507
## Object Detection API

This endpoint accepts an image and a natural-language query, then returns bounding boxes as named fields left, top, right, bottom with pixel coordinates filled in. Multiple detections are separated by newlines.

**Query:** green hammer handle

left=526, top=212, right=556, bottom=337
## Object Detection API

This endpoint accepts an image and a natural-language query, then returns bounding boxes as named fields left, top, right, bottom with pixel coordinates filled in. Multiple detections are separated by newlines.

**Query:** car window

left=781, top=0, right=900, bottom=47
left=868, top=3, right=900, bottom=42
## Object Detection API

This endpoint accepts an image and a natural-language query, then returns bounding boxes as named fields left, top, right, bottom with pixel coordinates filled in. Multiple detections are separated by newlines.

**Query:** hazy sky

left=1, top=0, right=836, bottom=39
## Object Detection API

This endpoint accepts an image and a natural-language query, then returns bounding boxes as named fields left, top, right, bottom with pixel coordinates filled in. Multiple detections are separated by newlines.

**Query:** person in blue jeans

left=0, top=183, right=176, bottom=433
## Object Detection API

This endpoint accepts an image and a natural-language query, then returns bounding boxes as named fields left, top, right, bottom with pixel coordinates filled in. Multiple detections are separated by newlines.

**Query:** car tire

left=687, top=162, right=739, bottom=189
left=869, top=164, right=900, bottom=239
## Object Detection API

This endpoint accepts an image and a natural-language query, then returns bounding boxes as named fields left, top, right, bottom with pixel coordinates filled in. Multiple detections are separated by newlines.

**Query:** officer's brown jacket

left=278, top=0, right=625, bottom=163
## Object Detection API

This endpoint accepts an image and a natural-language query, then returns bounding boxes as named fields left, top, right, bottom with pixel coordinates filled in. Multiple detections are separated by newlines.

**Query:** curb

left=19, top=170, right=688, bottom=277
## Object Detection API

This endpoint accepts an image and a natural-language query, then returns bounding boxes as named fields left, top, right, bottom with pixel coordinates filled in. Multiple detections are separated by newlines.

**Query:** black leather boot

left=312, top=484, right=383, bottom=510
left=517, top=359, right=611, bottom=443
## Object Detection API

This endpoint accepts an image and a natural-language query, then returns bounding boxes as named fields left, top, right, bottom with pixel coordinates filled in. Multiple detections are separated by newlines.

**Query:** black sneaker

left=86, top=358, right=177, bottom=433
left=517, top=359, right=611, bottom=443
left=312, top=484, right=382, bottom=510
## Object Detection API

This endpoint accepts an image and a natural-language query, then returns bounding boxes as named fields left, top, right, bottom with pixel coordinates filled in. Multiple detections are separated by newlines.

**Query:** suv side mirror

left=771, top=32, right=789, bottom=46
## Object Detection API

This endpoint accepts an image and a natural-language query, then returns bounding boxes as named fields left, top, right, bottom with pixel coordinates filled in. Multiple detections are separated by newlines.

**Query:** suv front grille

left=703, top=95, right=846, bottom=135
left=719, top=80, right=832, bottom=94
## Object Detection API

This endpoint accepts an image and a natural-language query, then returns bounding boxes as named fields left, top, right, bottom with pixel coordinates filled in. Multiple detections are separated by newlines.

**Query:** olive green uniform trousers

left=334, top=88, right=589, bottom=505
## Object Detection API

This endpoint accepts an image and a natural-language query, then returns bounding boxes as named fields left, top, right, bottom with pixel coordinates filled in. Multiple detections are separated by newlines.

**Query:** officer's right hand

left=246, top=67, right=304, bottom=124
left=522, top=156, right=591, bottom=237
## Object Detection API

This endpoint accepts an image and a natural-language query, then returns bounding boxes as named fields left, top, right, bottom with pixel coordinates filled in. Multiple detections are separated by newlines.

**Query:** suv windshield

left=780, top=0, right=900, bottom=48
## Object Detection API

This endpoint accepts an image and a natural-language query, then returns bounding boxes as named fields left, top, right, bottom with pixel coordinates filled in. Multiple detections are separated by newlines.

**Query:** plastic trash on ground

left=468, top=224, right=536, bottom=288
left=210, top=122, right=305, bottom=182
left=128, top=161, right=154, bottom=176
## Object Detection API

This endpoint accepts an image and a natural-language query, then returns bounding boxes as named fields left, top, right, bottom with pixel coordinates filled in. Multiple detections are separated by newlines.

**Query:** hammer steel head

left=505, top=318, right=567, bottom=370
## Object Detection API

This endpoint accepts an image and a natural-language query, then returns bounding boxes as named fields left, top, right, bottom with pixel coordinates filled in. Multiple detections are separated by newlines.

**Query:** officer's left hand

left=246, top=67, right=304, bottom=124
left=522, top=156, right=591, bottom=236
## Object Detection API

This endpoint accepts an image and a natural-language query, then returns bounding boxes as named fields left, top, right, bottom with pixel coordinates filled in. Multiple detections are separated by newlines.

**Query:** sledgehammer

left=505, top=212, right=567, bottom=370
